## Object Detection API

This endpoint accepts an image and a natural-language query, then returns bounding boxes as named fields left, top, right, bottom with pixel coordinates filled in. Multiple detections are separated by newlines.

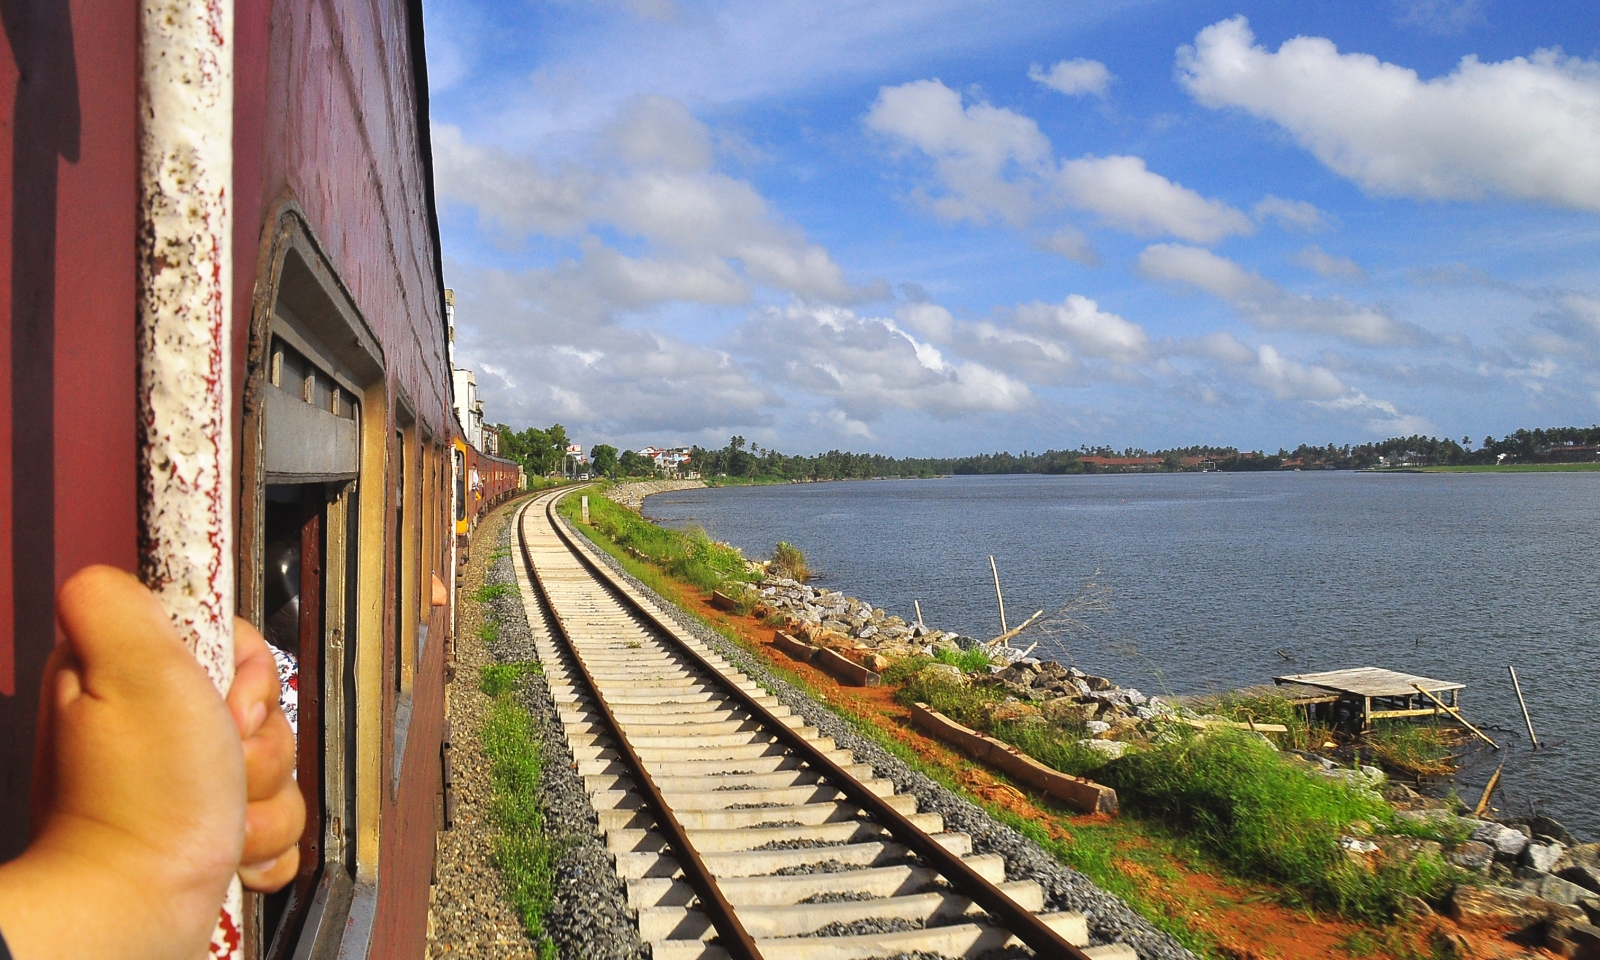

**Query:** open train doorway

left=243, top=234, right=386, bottom=960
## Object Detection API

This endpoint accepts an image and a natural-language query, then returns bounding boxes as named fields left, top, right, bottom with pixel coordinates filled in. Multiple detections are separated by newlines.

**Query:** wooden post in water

left=989, top=555, right=1008, bottom=635
left=1508, top=665, right=1538, bottom=749
left=913, top=599, right=925, bottom=629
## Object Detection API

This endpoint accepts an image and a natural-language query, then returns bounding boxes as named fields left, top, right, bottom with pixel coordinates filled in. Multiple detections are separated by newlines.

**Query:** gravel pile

left=569, top=514, right=1197, bottom=960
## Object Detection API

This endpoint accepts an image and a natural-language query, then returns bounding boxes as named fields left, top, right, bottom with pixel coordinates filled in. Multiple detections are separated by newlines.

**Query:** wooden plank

left=771, top=631, right=819, bottom=664
left=815, top=647, right=882, bottom=687
left=910, top=703, right=1117, bottom=815
left=1411, top=683, right=1499, bottom=749
left=709, top=590, right=740, bottom=612
left=1368, top=707, right=1446, bottom=719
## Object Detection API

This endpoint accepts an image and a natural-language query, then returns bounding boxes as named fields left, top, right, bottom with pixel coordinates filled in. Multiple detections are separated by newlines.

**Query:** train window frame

left=240, top=207, right=388, bottom=960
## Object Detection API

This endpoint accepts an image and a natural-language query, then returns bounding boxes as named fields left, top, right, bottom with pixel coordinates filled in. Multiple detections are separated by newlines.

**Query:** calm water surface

left=647, top=472, right=1599, bottom=837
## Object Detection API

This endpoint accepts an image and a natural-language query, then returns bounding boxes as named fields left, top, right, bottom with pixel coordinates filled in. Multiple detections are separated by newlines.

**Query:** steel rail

left=516, top=497, right=764, bottom=960
left=539, top=491, right=1090, bottom=960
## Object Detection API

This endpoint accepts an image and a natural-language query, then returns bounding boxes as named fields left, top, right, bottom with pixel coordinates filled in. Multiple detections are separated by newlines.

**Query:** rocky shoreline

left=606, top=478, right=704, bottom=511
left=733, top=570, right=1600, bottom=954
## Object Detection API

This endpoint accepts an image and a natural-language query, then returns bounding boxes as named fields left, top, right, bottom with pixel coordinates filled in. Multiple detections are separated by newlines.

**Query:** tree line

left=490, top=423, right=1600, bottom=480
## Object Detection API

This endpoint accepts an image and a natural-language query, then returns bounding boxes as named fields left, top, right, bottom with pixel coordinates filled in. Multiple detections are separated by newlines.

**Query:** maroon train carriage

left=0, top=0, right=470, bottom=957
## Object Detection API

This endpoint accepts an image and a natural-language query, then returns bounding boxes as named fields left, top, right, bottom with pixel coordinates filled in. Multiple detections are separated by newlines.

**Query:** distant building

left=452, top=367, right=483, bottom=450
left=564, top=443, right=588, bottom=477
left=480, top=423, right=500, bottom=457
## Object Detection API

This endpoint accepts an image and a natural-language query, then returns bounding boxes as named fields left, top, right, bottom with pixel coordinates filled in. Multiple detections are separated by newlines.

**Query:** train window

left=454, top=448, right=466, bottom=523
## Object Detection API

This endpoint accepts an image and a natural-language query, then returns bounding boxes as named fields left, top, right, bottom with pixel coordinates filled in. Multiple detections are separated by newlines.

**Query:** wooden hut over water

left=1274, top=667, right=1465, bottom=731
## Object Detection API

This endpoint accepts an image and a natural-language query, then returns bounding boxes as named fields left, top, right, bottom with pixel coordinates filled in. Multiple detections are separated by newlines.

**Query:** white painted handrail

left=136, top=0, right=239, bottom=953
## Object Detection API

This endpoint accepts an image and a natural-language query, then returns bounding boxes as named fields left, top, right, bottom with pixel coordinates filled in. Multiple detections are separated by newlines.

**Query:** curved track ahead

left=514, top=489, right=1138, bottom=960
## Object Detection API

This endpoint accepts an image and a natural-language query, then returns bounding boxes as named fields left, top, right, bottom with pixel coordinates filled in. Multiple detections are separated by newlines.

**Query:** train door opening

left=243, top=233, right=387, bottom=960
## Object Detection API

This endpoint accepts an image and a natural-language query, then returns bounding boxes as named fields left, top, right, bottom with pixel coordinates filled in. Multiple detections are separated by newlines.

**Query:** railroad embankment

left=566, top=484, right=1595, bottom=960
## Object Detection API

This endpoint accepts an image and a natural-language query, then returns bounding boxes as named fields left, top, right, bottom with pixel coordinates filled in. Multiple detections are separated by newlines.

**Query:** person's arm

left=0, top=567, right=302, bottom=960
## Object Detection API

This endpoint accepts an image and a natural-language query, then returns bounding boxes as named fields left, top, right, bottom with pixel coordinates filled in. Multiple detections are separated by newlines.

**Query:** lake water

left=646, top=472, right=1599, bottom=839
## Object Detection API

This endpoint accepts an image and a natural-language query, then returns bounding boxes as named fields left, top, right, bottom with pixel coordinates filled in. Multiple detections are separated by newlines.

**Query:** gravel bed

left=425, top=505, right=540, bottom=959
left=481, top=509, right=648, bottom=960
left=569, top=514, right=1197, bottom=960
left=799, top=891, right=883, bottom=903
left=775, top=858, right=910, bottom=875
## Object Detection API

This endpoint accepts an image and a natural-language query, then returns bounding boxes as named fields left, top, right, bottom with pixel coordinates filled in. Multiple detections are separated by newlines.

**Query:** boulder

left=986, top=700, right=1041, bottom=724
left=1523, top=817, right=1579, bottom=847
left=1527, top=841, right=1569, bottom=874
left=1084, top=720, right=1112, bottom=736
left=1041, top=697, right=1099, bottom=724
left=1546, top=920, right=1600, bottom=960
left=1513, top=873, right=1600, bottom=913
left=861, top=653, right=891, bottom=673
left=1082, top=674, right=1115, bottom=691
left=1475, top=822, right=1533, bottom=859
left=1447, top=840, right=1496, bottom=873
left=1376, top=837, right=1443, bottom=863
left=1558, top=845, right=1600, bottom=873
left=1077, top=738, right=1128, bottom=759
left=1448, top=884, right=1586, bottom=932
left=914, top=664, right=967, bottom=688
left=1561, top=866, right=1600, bottom=896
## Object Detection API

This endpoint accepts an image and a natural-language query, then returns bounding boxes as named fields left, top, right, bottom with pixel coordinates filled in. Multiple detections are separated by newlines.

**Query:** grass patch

left=1363, top=721, right=1458, bottom=779
left=558, top=488, right=755, bottom=595
left=470, top=583, right=517, bottom=603
left=1105, top=729, right=1460, bottom=920
left=770, top=541, right=810, bottom=582
left=479, top=662, right=561, bottom=959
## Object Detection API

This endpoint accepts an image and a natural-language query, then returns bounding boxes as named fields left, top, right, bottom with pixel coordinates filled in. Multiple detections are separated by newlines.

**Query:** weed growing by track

left=479, top=661, right=560, bottom=960
left=558, top=488, right=754, bottom=594
left=470, top=583, right=517, bottom=603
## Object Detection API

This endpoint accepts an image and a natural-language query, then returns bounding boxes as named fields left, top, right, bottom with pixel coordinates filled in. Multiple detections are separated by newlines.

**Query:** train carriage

left=0, top=0, right=466, bottom=957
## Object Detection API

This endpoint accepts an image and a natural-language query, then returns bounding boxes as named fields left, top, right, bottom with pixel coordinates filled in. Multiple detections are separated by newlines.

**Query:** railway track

left=514, top=489, right=1139, bottom=960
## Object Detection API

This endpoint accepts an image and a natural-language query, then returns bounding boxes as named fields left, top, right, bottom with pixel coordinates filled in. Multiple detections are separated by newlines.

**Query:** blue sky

left=425, top=0, right=1600, bottom=456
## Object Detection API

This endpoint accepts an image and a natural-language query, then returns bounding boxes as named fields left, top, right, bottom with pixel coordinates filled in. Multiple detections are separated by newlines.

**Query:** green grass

left=1105, top=729, right=1461, bottom=920
left=770, top=541, right=810, bottom=582
left=557, top=488, right=755, bottom=594
left=480, top=668, right=561, bottom=960
left=469, top=583, right=517, bottom=603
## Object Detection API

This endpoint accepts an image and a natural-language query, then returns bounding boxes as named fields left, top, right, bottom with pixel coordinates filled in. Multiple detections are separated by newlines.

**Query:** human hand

left=0, top=566, right=246, bottom=960
left=226, top=618, right=304, bottom=892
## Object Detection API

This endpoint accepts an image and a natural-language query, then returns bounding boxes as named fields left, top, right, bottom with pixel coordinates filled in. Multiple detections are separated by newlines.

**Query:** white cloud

left=1029, top=58, right=1113, bottom=97
left=1295, top=245, right=1367, bottom=281
left=1033, top=227, right=1099, bottom=265
left=1183, top=333, right=1427, bottom=433
left=1138, top=244, right=1412, bottom=346
left=1178, top=17, right=1600, bottom=211
left=438, top=98, right=860, bottom=304
left=1254, top=195, right=1327, bottom=232
left=1015, top=295, right=1150, bottom=364
left=736, top=303, right=1032, bottom=421
left=434, top=124, right=594, bottom=235
left=865, top=78, right=1051, bottom=227
left=1394, top=0, right=1486, bottom=36
left=1057, top=155, right=1254, bottom=244
left=867, top=79, right=1250, bottom=243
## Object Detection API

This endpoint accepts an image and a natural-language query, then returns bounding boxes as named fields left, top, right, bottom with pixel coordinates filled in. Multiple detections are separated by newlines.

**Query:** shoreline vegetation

left=557, top=482, right=1600, bottom=960
left=493, top=424, right=1600, bottom=484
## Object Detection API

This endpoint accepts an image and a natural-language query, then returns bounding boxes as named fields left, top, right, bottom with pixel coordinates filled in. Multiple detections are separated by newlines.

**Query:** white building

left=445, top=289, right=486, bottom=451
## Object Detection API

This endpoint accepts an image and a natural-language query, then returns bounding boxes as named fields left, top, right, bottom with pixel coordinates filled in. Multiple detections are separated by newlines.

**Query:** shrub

left=934, top=646, right=992, bottom=673
left=770, top=541, right=810, bottom=582
left=1103, top=729, right=1457, bottom=918
left=470, top=583, right=516, bottom=603
left=480, top=662, right=530, bottom=697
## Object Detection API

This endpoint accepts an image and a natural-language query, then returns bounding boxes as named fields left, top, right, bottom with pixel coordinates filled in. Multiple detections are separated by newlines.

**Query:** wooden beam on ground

left=1181, top=717, right=1290, bottom=734
left=910, top=703, right=1117, bottom=815
left=1367, top=707, right=1447, bottom=720
left=1412, top=683, right=1499, bottom=750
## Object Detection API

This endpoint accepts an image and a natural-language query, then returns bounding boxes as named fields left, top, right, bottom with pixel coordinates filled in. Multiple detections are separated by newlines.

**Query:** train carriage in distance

left=0, top=0, right=476, bottom=957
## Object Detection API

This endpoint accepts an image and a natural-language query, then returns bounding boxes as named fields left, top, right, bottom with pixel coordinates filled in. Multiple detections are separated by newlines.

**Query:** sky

left=424, top=0, right=1600, bottom=456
